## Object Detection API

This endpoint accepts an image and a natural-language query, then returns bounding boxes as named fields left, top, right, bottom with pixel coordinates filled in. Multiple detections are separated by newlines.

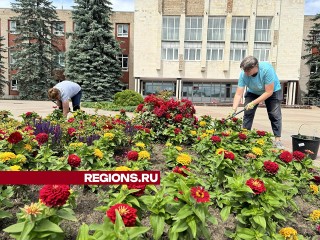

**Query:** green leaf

left=57, top=208, right=77, bottom=221
left=236, top=227, right=256, bottom=239
left=34, top=219, right=63, bottom=233
left=220, top=206, right=231, bottom=222
left=126, top=226, right=150, bottom=238
left=150, top=214, right=165, bottom=240
left=192, top=206, right=205, bottom=223
left=174, top=205, right=193, bottom=220
left=293, top=161, right=302, bottom=171
left=0, top=210, right=12, bottom=219
left=76, top=224, right=91, bottom=240
left=187, top=218, right=197, bottom=238
left=114, top=210, right=128, bottom=238
left=19, top=221, right=35, bottom=240
left=273, top=212, right=286, bottom=221
left=3, top=222, right=25, bottom=233
left=253, top=216, right=266, bottom=229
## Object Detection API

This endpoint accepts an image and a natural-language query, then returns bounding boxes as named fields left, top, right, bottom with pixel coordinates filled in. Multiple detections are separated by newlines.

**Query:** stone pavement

left=1, top=100, right=319, bottom=164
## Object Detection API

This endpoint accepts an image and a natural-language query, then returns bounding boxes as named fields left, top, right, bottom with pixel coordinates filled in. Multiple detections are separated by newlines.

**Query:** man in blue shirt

left=231, top=56, right=284, bottom=149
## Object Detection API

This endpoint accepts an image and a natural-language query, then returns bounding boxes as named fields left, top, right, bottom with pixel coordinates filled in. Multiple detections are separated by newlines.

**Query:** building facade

left=134, top=0, right=305, bottom=105
left=0, top=8, right=133, bottom=99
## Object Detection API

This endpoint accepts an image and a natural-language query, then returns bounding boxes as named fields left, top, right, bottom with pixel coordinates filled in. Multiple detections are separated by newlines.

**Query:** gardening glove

left=245, top=101, right=256, bottom=110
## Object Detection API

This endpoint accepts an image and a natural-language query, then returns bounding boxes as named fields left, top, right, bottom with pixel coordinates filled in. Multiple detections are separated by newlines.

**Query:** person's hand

left=245, top=102, right=256, bottom=110
left=227, top=108, right=237, bottom=118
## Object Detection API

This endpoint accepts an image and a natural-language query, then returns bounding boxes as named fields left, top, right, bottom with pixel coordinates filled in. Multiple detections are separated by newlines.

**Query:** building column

left=176, top=78, right=182, bottom=100
left=134, top=77, right=141, bottom=94
left=286, top=81, right=296, bottom=105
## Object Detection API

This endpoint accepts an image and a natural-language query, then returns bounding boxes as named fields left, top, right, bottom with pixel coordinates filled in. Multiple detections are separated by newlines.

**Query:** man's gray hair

left=240, top=56, right=259, bottom=72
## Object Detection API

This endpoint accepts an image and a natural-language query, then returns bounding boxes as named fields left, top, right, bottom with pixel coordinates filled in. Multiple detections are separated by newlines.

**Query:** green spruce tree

left=65, top=0, right=123, bottom=102
left=0, top=36, right=8, bottom=97
left=302, top=14, right=320, bottom=98
left=11, top=0, right=60, bottom=100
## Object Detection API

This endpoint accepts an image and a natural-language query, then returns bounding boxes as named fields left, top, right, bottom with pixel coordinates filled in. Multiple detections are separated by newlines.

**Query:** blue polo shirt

left=238, top=62, right=281, bottom=95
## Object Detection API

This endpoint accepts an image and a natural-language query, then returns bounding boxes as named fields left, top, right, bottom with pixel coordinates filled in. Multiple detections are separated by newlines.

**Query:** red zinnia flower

left=312, top=176, right=320, bottom=185
left=0, top=129, right=6, bottom=140
left=210, top=135, right=221, bottom=143
left=174, top=128, right=181, bottom=135
left=221, top=132, right=230, bottom=137
left=279, top=151, right=293, bottom=163
left=67, top=127, right=76, bottom=136
left=106, top=203, right=137, bottom=227
left=25, top=112, right=33, bottom=117
left=173, top=166, right=190, bottom=177
left=263, top=160, right=279, bottom=174
left=238, top=133, right=247, bottom=140
left=7, top=131, right=23, bottom=144
left=246, top=178, right=266, bottom=195
left=68, top=154, right=81, bottom=167
left=67, top=118, right=75, bottom=123
left=224, top=150, right=235, bottom=160
left=39, top=185, right=70, bottom=207
left=127, top=151, right=139, bottom=161
left=190, top=186, right=210, bottom=203
left=136, top=103, right=144, bottom=112
left=174, top=114, right=183, bottom=123
left=232, top=117, right=239, bottom=122
left=256, top=130, right=266, bottom=136
left=127, top=184, right=146, bottom=196
left=293, top=151, right=305, bottom=161
left=35, top=133, right=49, bottom=145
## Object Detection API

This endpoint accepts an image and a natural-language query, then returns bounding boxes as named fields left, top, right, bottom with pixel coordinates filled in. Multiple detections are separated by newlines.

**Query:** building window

left=185, top=17, right=202, bottom=41
left=255, top=17, right=272, bottom=42
left=55, top=52, right=65, bottom=67
left=310, top=63, right=320, bottom=74
left=230, top=43, right=247, bottom=61
left=162, top=42, right=179, bottom=60
left=117, top=24, right=129, bottom=37
left=143, top=81, right=175, bottom=96
left=207, top=17, right=225, bottom=41
left=184, top=42, right=201, bottom=61
left=9, top=51, right=16, bottom=65
left=9, top=20, right=19, bottom=34
left=231, top=17, right=248, bottom=41
left=207, top=42, right=224, bottom=60
left=162, top=16, right=180, bottom=61
left=52, top=22, right=64, bottom=36
left=118, top=54, right=128, bottom=71
left=11, top=80, right=18, bottom=91
left=230, top=17, right=248, bottom=61
left=162, top=16, right=180, bottom=40
left=253, top=43, right=270, bottom=62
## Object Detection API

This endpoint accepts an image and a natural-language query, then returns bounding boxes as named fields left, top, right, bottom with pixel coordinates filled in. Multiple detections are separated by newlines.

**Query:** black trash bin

left=291, top=135, right=320, bottom=160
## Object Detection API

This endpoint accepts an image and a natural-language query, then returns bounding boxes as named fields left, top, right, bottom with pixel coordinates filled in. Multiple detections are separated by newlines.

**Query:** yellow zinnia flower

left=94, top=149, right=103, bottom=159
left=310, top=210, right=320, bottom=221
left=176, top=153, right=192, bottom=166
left=201, top=133, right=208, bottom=138
left=104, top=132, right=115, bottom=140
left=23, top=202, right=42, bottom=216
left=310, top=184, right=319, bottom=194
left=216, top=148, right=225, bottom=155
left=256, top=139, right=265, bottom=145
left=24, top=144, right=32, bottom=152
left=0, top=152, right=16, bottom=162
left=190, top=130, right=197, bottom=136
left=279, top=227, right=297, bottom=239
left=16, top=154, right=27, bottom=163
left=135, top=142, right=145, bottom=149
left=138, top=151, right=151, bottom=160
left=252, top=147, right=263, bottom=156
left=10, top=165, right=21, bottom=171
left=206, top=129, right=215, bottom=134
left=199, top=121, right=206, bottom=127
left=175, top=146, right=183, bottom=151
left=165, top=142, right=172, bottom=147
left=115, top=166, right=131, bottom=171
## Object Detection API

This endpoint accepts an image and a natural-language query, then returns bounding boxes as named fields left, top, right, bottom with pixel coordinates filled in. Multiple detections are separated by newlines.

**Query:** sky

left=0, top=0, right=318, bottom=15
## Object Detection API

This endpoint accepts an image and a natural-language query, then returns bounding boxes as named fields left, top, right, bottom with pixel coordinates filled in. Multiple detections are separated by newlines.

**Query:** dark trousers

left=71, top=90, right=82, bottom=111
left=243, top=90, right=282, bottom=137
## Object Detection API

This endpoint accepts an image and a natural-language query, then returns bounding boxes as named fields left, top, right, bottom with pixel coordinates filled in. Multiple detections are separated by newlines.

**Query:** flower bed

left=0, top=95, right=320, bottom=239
